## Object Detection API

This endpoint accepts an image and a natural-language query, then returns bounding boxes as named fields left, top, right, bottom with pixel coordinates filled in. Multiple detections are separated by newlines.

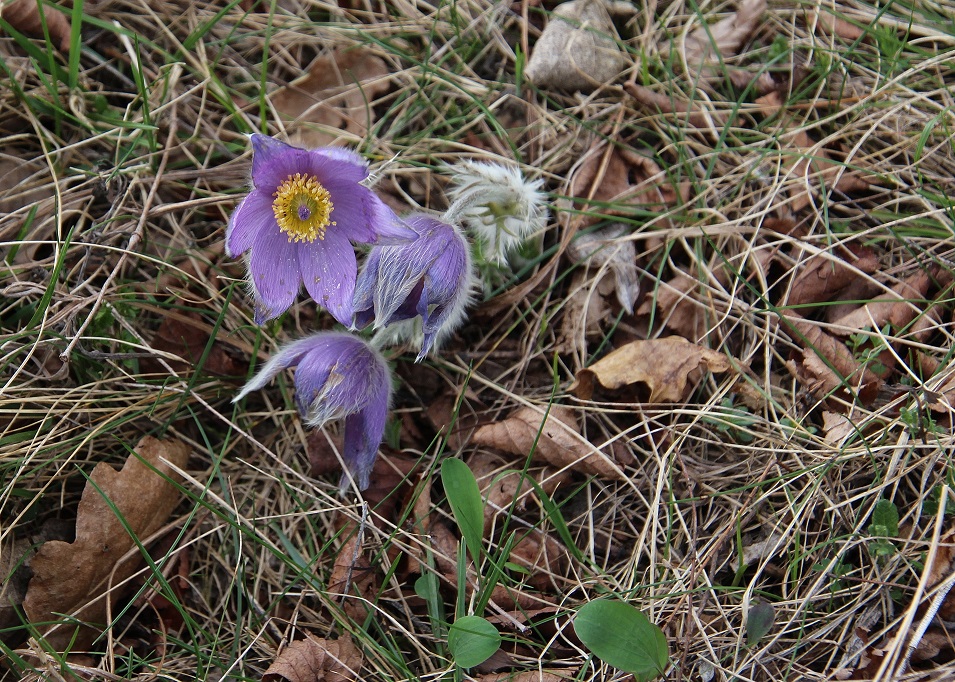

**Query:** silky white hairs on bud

left=445, top=160, right=549, bottom=264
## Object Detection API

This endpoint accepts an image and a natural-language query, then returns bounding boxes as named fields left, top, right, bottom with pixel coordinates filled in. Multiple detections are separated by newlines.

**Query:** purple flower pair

left=225, top=134, right=416, bottom=326
left=227, top=134, right=475, bottom=489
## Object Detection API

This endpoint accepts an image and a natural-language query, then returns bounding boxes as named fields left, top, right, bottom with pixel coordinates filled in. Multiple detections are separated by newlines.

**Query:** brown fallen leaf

left=829, top=268, right=937, bottom=337
left=270, top=48, right=391, bottom=148
left=816, top=13, right=866, bottom=41
left=781, top=314, right=881, bottom=404
left=472, top=406, right=622, bottom=480
left=1, top=0, right=71, bottom=52
left=467, top=451, right=572, bottom=531
left=785, top=247, right=880, bottom=309
left=555, top=271, right=613, bottom=356
left=524, top=0, right=628, bottom=92
left=573, top=336, right=735, bottom=403
left=326, top=527, right=378, bottom=624
left=147, top=309, right=245, bottom=377
left=637, top=270, right=713, bottom=341
left=821, top=410, right=856, bottom=446
left=570, top=143, right=688, bottom=225
left=478, top=671, right=569, bottom=682
left=22, top=436, right=190, bottom=651
left=507, top=530, right=570, bottom=592
left=674, top=0, right=766, bottom=68
left=263, top=634, right=363, bottom=682
left=566, top=223, right=640, bottom=314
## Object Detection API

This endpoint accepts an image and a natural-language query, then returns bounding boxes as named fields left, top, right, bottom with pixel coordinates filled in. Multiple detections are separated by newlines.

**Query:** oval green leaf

left=448, top=615, right=501, bottom=668
left=573, top=600, right=668, bottom=680
left=441, top=458, right=484, bottom=564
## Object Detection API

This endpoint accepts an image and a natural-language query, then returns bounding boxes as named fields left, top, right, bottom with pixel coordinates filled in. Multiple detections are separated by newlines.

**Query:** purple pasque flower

left=233, top=331, right=391, bottom=490
left=225, top=134, right=415, bottom=326
left=353, top=214, right=473, bottom=361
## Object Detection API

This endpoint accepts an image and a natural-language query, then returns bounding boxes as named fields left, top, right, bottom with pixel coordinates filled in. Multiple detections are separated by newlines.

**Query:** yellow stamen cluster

left=272, top=173, right=335, bottom=243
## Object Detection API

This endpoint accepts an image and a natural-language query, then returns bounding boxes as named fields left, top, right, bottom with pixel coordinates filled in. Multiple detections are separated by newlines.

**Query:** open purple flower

left=353, top=214, right=473, bottom=361
left=233, top=332, right=391, bottom=490
left=225, top=134, right=415, bottom=326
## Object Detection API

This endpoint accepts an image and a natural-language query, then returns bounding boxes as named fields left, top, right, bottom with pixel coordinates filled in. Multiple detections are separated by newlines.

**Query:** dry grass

left=2, top=0, right=955, bottom=680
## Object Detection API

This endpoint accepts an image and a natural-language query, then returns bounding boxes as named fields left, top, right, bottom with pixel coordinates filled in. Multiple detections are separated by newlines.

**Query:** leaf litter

left=3, top=0, right=955, bottom=679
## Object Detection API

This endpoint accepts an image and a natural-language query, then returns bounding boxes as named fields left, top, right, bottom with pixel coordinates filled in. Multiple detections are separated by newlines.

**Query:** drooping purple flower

left=353, top=214, right=474, bottom=361
left=225, top=134, right=416, bottom=326
left=233, top=332, right=391, bottom=490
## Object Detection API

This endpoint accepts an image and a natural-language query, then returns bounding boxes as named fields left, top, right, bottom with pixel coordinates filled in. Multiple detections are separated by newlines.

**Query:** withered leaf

left=570, top=143, right=687, bottom=225
left=478, top=671, right=569, bottom=682
left=781, top=314, right=881, bottom=403
left=263, top=634, right=363, bottom=682
left=472, top=406, right=622, bottom=480
left=786, top=247, right=880, bottom=308
left=555, top=271, right=612, bottom=356
left=675, top=0, right=766, bottom=67
left=830, top=268, right=937, bottom=337
left=270, top=48, right=391, bottom=148
left=22, top=436, right=190, bottom=651
left=1, top=0, right=71, bottom=52
left=525, top=0, right=628, bottom=92
left=566, top=223, right=640, bottom=314
left=467, top=451, right=572, bottom=531
left=573, top=336, right=735, bottom=403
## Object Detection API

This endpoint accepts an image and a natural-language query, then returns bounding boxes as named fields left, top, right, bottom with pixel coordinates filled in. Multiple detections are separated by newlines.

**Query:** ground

left=1, top=0, right=955, bottom=680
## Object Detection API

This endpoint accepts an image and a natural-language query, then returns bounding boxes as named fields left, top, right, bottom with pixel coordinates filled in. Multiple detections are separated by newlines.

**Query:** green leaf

left=441, top=458, right=484, bottom=564
left=870, top=499, right=899, bottom=537
left=746, top=601, right=775, bottom=646
left=574, top=600, right=668, bottom=680
left=448, top=615, right=501, bottom=668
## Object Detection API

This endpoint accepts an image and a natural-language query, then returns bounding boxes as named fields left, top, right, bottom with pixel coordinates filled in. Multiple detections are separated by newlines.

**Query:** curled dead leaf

left=22, top=436, right=190, bottom=651
left=556, top=270, right=613, bottom=356
left=566, top=223, right=640, bottom=314
left=1, top=0, right=71, bottom=52
left=573, top=336, right=735, bottom=403
left=525, top=0, right=628, bottom=92
left=263, top=634, right=363, bottom=682
left=472, top=406, right=622, bottom=480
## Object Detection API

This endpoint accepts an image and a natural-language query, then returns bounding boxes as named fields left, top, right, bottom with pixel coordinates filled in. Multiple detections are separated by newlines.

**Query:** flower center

left=272, top=173, right=335, bottom=242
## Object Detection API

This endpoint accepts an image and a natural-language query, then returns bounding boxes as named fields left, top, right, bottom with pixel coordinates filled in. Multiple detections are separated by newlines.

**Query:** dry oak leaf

left=525, top=0, right=628, bottom=92
left=573, top=336, right=735, bottom=403
left=1, top=0, right=71, bottom=52
left=22, top=436, right=190, bottom=651
left=472, top=406, right=622, bottom=480
left=263, top=634, right=363, bottom=682
left=270, top=47, right=390, bottom=148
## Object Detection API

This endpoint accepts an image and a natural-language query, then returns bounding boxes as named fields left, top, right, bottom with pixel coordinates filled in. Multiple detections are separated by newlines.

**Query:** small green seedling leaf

left=870, top=499, right=899, bottom=537
left=441, top=458, right=484, bottom=564
left=574, top=600, right=668, bottom=680
left=746, top=600, right=775, bottom=646
left=448, top=615, right=501, bottom=668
